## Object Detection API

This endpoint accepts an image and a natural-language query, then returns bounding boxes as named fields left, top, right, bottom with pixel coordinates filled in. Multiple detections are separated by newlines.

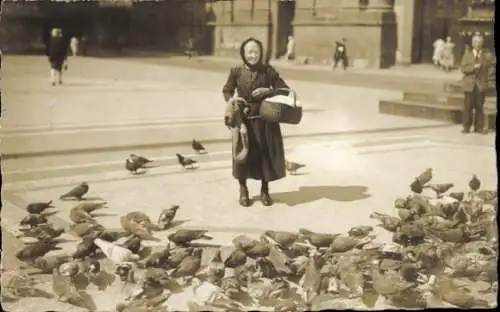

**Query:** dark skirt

left=49, top=59, right=64, bottom=71
left=232, top=112, right=286, bottom=182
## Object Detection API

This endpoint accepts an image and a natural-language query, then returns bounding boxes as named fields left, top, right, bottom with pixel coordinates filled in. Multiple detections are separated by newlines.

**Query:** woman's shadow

left=252, top=185, right=371, bottom=206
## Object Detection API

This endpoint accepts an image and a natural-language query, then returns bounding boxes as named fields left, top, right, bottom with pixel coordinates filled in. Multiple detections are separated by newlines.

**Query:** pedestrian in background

left=185, top=37, right=196, bottom=59
left=460, top=34, right=493, bottom=134
left=222, top=37, right=290, bottom=207
left=332, top=38, right=348, bottom=71
left=70, top=36, right=79, bottom=56
left=441, top=36, right=455, bottom=72
left=285, top=35, right=295, bottom=61
left=47, top=28, right=69, bottom=86
left=432, top=37, right=445, bottom=68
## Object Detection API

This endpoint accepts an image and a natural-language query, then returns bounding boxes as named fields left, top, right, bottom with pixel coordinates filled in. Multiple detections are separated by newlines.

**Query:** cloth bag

left=225, top=97, right=250, bottom=164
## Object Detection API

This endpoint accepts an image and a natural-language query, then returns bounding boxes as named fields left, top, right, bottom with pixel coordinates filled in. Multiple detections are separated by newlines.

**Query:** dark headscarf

left=239, top=37, right=264, bottom=70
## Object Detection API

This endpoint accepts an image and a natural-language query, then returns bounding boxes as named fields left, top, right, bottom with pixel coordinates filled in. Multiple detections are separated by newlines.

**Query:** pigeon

left=123, top=219, right=160, bottom=241
left=157, top=205, right=180, bottom=230
left=130, top=153, right=152, bottom=165
left=176, top=153, right=196, bottom=169
left=298, top=228, right=340, bottom=248
left=168, top=247, right=194, bottom=267
left=285, top=160, right=306, bottom=175
left=204, top=249, right=225, bottom=282
left=144, top=248, right=171, bottom=269
left=125, top=158, right=143, bottom=174
left=31, top=255, right=73, bottom=274
left=59, top=182, right=89, bottom=200
left=348, top=225, right=374, bottom=238
left=72, top=237, right=99, bottom=259
left=167, top=229, right=213, bottom=245
left=125, top=154, right=153, bottom=174
left=33, top=223, right=65, bottom=240
left=262, top=230, right=299, bottom=248
left=73, top=201, right=108, bottom=213
left=192, top=139, right=207, bottom=154
left=469, top=174, right=481, bottom=192
left=70, top=205, right=98, bottom=224
left=410, top=179, right=423, bottom=194
left=369, top=211, right=401, bottom=232
left=170, top=248, right=203, bottom=279
left=16, top=239, right=61, bottom=261
left=424, top=183, right=454, bottom=197
left=224, top=246, right=247, bottom=268
left=26, top=201, right=54, bottom=214
left=19, top=214, right=48, bottom=228
left=416, top=168, right=433, bottom=186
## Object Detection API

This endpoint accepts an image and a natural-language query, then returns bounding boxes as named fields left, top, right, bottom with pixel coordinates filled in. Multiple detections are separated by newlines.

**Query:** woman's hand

left=251, top=87, right=272, bottom=98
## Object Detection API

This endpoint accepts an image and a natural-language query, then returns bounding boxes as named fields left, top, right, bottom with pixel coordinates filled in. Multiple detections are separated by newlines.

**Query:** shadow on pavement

left=263, top=185, right=371, bottom=206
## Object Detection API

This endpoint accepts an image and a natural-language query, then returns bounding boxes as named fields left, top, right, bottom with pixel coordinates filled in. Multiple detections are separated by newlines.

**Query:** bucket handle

left=272, top=88, right=297, bottom=107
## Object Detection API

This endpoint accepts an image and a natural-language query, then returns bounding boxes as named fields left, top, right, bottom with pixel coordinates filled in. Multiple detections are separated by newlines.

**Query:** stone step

left=379, top=99, right=496, bottom=130
left=403, top=91, right=498, bottom=108
left=444, top=82, right=497, bottom=97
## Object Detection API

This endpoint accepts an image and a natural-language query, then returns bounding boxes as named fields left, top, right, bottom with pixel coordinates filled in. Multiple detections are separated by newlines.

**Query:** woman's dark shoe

left=260, top=192, right=273, bottom=206
left=239, top=187, right=251, bottom=207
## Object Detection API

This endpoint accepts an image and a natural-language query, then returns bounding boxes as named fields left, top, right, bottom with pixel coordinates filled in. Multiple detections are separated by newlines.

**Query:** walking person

left=332, top=38, right=348, bottom=70
left=47, top=28, right=69, bottom=86
left=222, top=37, right=290, bottom=207
left=460, top=34, right=494, bottom=134
left=441, top=36, right=455, bottom=72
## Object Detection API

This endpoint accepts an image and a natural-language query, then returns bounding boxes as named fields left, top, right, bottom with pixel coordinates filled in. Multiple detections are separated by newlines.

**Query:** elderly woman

left=222, top=37, right=289, bottom=207
left=47, top=28, right=69, bottom=86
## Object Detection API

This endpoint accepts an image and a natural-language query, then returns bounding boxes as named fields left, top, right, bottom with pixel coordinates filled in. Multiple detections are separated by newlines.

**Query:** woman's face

left=243, top=41, right=261, bottom=65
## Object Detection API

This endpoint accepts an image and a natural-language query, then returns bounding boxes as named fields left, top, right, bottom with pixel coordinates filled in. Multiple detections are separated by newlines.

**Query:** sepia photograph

left=0, top=0, right=497, bottom=311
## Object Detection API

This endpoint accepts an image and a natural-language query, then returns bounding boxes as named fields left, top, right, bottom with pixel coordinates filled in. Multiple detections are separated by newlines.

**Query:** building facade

left=0, top=0, right=494, bottom=68
left=209, top=0, right=494, bottom=68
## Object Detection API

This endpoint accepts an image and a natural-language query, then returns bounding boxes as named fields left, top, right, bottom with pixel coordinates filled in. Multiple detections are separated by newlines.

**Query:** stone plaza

left=1, top=54, right=497, bottom=310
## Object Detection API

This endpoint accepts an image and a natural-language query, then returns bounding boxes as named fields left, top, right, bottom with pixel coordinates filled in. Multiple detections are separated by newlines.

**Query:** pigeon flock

left=7, top=151, right=498, bottom=312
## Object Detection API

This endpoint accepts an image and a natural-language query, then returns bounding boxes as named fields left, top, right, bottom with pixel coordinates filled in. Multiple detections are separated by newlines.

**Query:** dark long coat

left=48, top=36, right=69, bottom=71
left=222, top=63, right=289, bottom=182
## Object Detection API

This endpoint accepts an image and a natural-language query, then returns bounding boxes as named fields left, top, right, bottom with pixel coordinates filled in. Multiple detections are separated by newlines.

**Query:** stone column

left=366, top=0, right=394, bottom=11
left=393, top=0, right=414, bottom=65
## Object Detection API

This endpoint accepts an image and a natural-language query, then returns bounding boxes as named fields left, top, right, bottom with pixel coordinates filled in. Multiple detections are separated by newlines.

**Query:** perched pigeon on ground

left=192, top=139, right=207, bottom=154
left=20, top=214, right=48, bottom=228
left=26, top=201, right=54, bottom=214
left=59, top=182, right=89, bottom=200
left=157, top=205, right=180, bottom=230
left=176, top=153, right=196, bottom=169
left=285, top=160, right=306, bottom=175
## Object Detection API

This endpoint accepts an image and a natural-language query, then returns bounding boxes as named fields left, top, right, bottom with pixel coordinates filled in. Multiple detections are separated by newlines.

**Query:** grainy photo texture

left=0, top=0, right=497, bottom=311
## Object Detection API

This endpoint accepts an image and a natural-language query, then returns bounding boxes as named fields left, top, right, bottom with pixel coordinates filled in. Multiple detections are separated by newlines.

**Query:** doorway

left=413, top=0, right=467, bottom=63
left=275, top=0, right=295, bottom=58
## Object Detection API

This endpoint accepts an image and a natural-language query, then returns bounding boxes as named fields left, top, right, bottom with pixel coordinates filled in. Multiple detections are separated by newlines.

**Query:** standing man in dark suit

left=460, top=34, right=494, bottom=134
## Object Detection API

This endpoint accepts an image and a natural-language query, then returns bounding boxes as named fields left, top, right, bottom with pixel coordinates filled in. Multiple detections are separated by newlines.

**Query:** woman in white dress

left=432, top=38, right=445, bottom=68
